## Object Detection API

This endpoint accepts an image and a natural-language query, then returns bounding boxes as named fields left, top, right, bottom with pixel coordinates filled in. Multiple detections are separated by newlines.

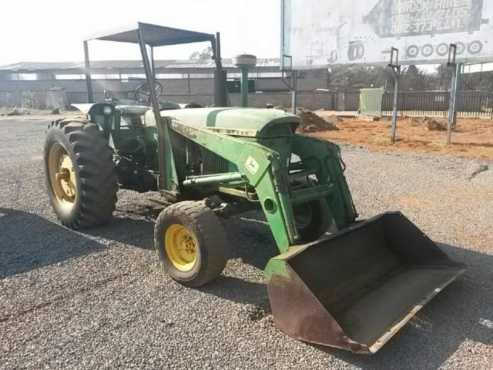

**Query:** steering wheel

left=134, top=80, right=164, bottom=105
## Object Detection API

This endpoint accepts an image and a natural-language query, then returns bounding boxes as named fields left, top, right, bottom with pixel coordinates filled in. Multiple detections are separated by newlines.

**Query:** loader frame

left=169, top=119, right=357, bottom=250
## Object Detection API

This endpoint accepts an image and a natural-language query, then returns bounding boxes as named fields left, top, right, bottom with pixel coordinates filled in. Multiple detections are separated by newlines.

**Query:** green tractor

left=44, top=23, right=465, bottom=354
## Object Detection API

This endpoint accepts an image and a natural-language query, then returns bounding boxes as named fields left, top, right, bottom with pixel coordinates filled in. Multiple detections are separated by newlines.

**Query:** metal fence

left=1, top=83, right=493, bottom=118
left=381, top=91, right=493, bottom=119
left=317, top=90, right=493, bottom=118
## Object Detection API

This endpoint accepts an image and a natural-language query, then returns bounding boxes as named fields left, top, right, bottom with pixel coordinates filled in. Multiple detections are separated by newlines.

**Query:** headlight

left=103, top=106, right=113, bottom=115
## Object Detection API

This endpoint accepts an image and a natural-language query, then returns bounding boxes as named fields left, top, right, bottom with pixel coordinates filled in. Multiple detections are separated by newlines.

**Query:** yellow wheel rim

left=165, top=224, right=198, bottom=272
left=48, top=144, right=77, bottom=211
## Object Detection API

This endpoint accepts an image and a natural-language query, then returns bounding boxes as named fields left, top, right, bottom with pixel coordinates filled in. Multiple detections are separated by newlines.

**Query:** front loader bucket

left=266, top=212, right=465, bottom=354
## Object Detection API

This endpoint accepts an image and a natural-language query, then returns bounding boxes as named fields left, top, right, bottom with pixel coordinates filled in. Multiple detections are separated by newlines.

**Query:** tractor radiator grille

left=202, top=148, right=231, bottom=174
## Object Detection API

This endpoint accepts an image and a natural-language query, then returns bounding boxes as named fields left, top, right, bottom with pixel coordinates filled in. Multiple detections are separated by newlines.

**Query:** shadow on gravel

left=202, top=213, right=493, bottom=368
left=312, top=243, right=493, bottom=370
left=202, top=276, right=271, bottom=314
left=0, top=208, right=105, bottom=278
left=85, top=215, right=154, bottom=251
left=223, top=211, right=279, bottom=270
left=216, top=213, right=493, bottom=368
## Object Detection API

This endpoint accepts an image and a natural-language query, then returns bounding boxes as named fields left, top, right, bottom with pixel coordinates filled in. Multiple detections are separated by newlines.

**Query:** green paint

left=264, top=258, right=289, bottom=280
left=160, top=107, right=300, bottom=138
left=264, top=245, right=312, bottom=280
left=86, top=103, right=357, bottom=280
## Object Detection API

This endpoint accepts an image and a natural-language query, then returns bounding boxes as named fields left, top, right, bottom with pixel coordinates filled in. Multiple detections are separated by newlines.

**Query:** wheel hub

left=165, top=224, right=198, bottom=272
left=48, top=145, right=77, bottom=209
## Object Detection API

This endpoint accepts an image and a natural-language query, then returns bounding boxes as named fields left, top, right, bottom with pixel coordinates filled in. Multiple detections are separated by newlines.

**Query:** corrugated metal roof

left=0, top=62, right=82, bottom=71
left=0, top=58, right=281, bottom=72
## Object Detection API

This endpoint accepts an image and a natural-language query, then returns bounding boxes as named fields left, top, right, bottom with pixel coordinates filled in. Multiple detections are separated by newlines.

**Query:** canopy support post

left=137, top=24, right=166, bottom=190
left=83, top=40, right=94, bottom=103
left=150, top=46, right=156, bottom=80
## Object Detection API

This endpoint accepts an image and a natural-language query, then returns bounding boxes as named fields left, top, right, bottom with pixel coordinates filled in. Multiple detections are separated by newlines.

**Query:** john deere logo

left=245, top=156, right=260, bottom=175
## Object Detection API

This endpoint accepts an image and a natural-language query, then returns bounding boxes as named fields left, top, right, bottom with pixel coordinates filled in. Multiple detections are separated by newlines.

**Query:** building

left=0, top=59, right=330, bottom=109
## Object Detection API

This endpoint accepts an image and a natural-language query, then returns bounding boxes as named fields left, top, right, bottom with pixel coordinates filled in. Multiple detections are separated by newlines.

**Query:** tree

left=400, top=65, right=428, bottom=91
left=435, top=64, right=453, bottom=90
left=189, top=46, right=213, bottom=62
left=327, top=65, right=390, bottom=90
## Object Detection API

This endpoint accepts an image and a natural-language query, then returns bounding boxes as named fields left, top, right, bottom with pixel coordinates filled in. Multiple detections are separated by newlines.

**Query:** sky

left=0, top=0, right=280, bottom=65
left=1, top=1, right=490, bottom=73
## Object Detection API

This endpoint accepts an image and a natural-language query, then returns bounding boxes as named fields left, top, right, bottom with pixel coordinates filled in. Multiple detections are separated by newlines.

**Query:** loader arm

left=169, top=119, right=300, bottom=251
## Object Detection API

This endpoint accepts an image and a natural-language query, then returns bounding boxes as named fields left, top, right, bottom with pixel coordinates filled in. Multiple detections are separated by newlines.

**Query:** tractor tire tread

left=45, top=120, right=118, bottom=229
left=154, top=201, right=228, bottom=287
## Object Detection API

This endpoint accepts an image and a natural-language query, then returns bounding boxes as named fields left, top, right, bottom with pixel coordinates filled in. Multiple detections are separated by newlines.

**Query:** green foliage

left=401, top=65, right=427, bottom=91
left=327, top=64, right=492, bottom=92
left=327, top=65, right=391, bottom=90
left=189, top=46, right=213, bottom=62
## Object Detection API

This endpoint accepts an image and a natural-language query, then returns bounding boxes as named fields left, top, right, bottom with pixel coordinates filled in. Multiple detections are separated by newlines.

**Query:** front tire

left=294, top=199, right=332, bottom=242
left=44, top=120, right=118, bottom=229
left=154, top=201, right=228, bottom=287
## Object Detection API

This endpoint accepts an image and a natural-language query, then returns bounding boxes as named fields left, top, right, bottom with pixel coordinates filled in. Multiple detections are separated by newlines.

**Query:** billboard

left=281, top=0, right=493, bottom=68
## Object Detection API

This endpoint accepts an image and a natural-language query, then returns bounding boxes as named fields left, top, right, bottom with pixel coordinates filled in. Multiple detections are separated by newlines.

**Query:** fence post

left=388, top=48, right=401, bottom=143
left=490, top=94, right=493, bottom=120
left=447, top=45, right=460, bottom=145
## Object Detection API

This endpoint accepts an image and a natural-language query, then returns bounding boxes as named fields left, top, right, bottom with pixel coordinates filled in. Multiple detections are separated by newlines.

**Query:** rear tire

left=44, top=120, right=118, bottom=229
left=294, top=199, right=332, bottom=243
left=154, top=201, right=228, bottom=287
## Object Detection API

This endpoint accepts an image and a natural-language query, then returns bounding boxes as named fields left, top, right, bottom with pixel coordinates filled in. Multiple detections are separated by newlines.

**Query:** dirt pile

left=408, top=117, right=449, bottom=131
left=423, top=117, right=448, bottom=131
left=6, top=108, right=30, bottom=116
left=297, top=109, right=340, bottom=132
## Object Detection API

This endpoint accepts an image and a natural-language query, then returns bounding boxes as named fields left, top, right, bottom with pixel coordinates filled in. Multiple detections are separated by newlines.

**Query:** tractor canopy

left=144, top=108, right=300, bottom=138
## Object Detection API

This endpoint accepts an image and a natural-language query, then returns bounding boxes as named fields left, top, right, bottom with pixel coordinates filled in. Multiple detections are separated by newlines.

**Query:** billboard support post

left=447, top=44, right=462, bottom=145
left=388, top=47, right=401, bottom=144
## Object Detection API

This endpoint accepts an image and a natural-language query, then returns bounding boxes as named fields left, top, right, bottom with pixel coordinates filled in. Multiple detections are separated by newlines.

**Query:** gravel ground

left=0, top=118, right=492, bottom=369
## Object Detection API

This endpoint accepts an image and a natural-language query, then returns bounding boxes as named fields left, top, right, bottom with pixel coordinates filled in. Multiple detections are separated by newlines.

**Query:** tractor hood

left=145, top=108, right=300, bottom=138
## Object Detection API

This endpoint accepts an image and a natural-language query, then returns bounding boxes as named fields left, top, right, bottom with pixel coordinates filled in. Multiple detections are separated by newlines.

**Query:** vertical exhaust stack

left=233, top=54, right=257, bottom=107
left=266, top=212, right=465, bottom=354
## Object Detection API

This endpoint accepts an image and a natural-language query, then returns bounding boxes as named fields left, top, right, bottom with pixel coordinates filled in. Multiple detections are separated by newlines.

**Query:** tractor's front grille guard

left=280, top=137, right=357, bottom=242
left=238, top=139, right=355, bottom=246
left=241, top=158, right=332, bottom=204
left=286, top=151, right=342, bottom=207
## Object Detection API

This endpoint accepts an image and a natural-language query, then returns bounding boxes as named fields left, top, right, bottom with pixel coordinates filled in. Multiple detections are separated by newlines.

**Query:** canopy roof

left=88, top=22, right=215, bottom=47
